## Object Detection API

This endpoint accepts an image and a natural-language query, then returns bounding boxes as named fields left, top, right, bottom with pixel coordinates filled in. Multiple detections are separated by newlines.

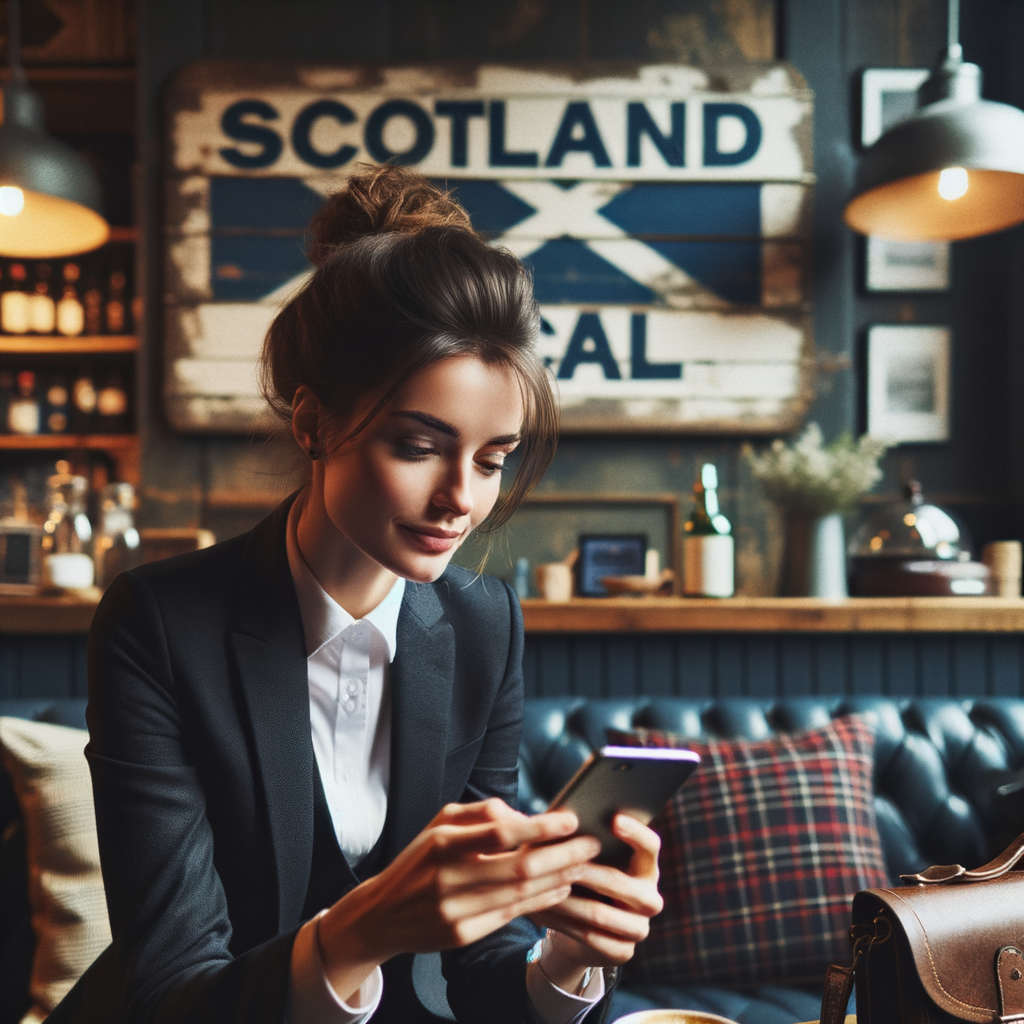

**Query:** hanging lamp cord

left=947, top=0, right=961, bottom=55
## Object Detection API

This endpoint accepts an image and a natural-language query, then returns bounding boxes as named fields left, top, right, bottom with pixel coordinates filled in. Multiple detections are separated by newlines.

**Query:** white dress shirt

left=284, top=501, right=603, bottom=1023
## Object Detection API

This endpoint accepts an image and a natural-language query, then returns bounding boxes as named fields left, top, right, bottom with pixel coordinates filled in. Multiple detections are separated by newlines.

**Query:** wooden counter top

left=520, top=596, right=1024, bottom=633
left=0, top=592, right=101, bottom=634
left=6, top=594, right=1024, bottom=635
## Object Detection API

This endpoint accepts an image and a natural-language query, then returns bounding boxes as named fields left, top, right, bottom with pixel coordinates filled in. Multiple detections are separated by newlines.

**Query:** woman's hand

left=316, top=798, right=602, bottom=1002
left=528, top=813, right=664, bottom=992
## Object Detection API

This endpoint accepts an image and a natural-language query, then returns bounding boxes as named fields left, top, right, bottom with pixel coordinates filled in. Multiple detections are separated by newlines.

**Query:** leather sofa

left=3, top=696, right=1024, bottom=1024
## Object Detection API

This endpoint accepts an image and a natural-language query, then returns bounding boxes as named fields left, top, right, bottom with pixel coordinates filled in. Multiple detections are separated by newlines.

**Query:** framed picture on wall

left=867, top=325, right=951, bottom=443
left=861, top=69, right=950, bottom=292
left=866, top=236, right=950, bottom=291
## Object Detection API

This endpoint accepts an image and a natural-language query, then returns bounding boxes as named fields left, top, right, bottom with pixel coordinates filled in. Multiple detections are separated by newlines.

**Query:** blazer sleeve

left=440, top=581, right=617, bottom=1024
left=82, top=570, right=296, bottom=1024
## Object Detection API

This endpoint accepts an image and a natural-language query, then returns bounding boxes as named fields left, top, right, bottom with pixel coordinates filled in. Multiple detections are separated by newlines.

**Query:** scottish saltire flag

left=165, top=62, right=812, bottom=433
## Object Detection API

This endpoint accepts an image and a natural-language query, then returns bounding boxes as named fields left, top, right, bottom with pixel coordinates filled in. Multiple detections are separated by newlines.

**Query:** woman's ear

left=291, top=386, right=323, bottom=459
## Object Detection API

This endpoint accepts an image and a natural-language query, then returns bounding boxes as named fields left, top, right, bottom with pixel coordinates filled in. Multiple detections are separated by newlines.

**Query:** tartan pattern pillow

left=608, top=716, right=887, bottom=988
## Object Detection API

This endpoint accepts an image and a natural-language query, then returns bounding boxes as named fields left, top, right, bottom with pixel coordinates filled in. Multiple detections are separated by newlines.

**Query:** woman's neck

left=293, top=488, right=399, bottom=619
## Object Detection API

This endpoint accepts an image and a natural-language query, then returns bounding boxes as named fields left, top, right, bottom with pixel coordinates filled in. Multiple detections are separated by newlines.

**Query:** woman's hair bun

left=308, top=164, right=474, bottom=266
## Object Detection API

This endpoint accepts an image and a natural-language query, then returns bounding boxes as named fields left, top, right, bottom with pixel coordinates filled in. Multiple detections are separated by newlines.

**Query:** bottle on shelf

left=2, top=263, right=31, bottom=334
left=93, top=481, right=141, bottom=588
left=43, top=374, right=70, bottom=433
left=0, top=370, right=13, bottom=432
left=28, top=263, right=56, bottom=334
left=7, top=370, right=41, bottom=435
left=70, top=367, right=97, bottom=433
left=682, top=463, right=734, bottom=598
left=83, top=273, right=103, bottom=335
left=95, top=374, right=129, bottom=433
left=56, top=263, right=85, bottom=336
left=41, top=460, right=94, bottom=589
left=105, top=268, right=128, bottom=334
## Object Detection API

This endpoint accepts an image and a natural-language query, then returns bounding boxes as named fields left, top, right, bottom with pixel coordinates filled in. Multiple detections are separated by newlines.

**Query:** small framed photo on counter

left=867, top=325, right=951, bottom=443
left=576, top=534, right=647, bottom=597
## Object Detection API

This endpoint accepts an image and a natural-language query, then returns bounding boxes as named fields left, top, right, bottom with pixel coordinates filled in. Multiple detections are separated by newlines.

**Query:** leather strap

left=997, top=946, right=1024, bottom=1020
left=820, top=963, right=856, bottom=1024
left=901, top=831, right=1024, bottom=885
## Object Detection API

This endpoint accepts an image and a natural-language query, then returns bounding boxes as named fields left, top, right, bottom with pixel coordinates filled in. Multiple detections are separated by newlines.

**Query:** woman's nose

left=434, top=463, right=473, bottom=516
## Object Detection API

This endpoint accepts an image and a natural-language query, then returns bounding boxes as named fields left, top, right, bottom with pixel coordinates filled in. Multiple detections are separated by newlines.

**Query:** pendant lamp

left=0, top=0, right=109, bottom=256
left=845, top=0, right=1024, bottom=241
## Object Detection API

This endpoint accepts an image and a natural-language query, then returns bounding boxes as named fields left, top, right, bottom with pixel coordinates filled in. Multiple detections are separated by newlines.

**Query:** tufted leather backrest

left=518, top=697, right=1024, bottom=884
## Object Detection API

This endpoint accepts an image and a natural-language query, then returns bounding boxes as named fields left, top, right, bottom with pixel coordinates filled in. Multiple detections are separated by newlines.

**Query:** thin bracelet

left=531, top=930, right=597, bottom=996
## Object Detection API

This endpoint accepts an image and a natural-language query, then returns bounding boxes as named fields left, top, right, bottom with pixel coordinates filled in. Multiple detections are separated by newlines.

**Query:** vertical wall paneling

left=779, top=636, right=813, bottom=695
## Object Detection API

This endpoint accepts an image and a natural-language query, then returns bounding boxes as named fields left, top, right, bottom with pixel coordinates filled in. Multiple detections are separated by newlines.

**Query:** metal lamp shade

left=0, top=82, right=109, bottom=257
left=845, top=94, right=1024, bottom=241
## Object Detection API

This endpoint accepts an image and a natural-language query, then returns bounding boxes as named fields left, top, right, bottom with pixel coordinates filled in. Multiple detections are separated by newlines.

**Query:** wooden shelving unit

left=1, top=333, right=140, bottom=482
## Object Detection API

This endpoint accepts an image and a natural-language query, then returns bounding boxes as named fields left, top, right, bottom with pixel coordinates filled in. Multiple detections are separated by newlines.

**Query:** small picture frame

left=867, top=325, right=951, bottom=443
left=576, top=534, right=647, bottom=598
left=861, top=68, right=930, bottom=147
left=866, top=236, right=950, bottom=291
left=861, top=69, right=950, bottom=292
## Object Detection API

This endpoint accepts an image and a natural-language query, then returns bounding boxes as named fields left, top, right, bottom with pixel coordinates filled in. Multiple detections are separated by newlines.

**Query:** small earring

left=307, top=446, right=318, bottom=460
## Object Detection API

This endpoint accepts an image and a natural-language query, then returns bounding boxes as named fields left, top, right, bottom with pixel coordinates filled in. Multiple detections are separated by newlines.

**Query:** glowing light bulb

left=938, top=167, right=969, bottom=201
left=0, top=186, right=25, bottom=216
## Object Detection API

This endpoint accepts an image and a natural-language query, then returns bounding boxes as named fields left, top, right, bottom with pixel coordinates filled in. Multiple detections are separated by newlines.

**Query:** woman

left=54, top=166, right=662, bottom=1024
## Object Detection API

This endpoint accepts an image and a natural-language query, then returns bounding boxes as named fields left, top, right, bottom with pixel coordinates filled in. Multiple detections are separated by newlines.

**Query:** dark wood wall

left=128, top=0, right=1024, bottom=596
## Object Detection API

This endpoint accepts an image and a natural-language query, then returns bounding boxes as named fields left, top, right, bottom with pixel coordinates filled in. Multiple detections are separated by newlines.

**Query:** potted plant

left=748, top=423, right=889, bottom=598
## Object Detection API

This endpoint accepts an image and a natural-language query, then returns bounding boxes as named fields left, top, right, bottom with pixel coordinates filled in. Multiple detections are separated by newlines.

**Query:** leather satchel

left=820, top=833, right=1024, bottom=1024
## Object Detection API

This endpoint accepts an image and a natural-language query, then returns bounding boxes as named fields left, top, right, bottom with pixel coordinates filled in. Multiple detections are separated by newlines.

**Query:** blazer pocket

left=441, top=731, right=486, bottom=804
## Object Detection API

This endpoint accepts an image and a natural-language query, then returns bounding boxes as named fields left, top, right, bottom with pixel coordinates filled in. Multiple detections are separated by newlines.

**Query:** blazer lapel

left=385, top=580, right=455, bottom=860
left=227, top=497, right=315, bottom=934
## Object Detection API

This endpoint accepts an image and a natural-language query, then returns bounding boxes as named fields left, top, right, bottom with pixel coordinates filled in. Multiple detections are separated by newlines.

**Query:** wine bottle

left=0, top=369, right=13, bottom=433
left=28, top=263, right=56, bottom=334
left=71, top=368, right=97, bottom=433
left=96, top=374, right=129, bottom=433
left=105, top=268, right=127, bottom=334
left=2, top=263, right=31, bottom=334
left=56, top=263, right=85, bottom=336
left=43, top=375, right=70, bottom=433
left=83, top=274, right=103, bottom=335
left=7, top=370, right=41, bottom=435
left=682, top=463, right=734, bottom=598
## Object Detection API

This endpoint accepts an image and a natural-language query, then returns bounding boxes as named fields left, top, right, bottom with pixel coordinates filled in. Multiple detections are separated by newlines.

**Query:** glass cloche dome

left=849, top=481, right=970, bottom=562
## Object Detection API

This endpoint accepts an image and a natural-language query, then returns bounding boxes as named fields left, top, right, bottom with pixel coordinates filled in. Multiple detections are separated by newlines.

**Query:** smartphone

left=547, top=745, right=701, bottom=869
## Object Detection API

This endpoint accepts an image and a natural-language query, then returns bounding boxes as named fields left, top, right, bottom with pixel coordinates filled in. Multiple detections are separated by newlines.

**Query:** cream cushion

left=0, top=718, right=110, bottom=1024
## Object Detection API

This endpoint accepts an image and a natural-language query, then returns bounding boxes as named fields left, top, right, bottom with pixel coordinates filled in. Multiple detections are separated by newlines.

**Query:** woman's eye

left=478, top=460, right=505, bottom=476
left=397, top=441, right=436, bottom=458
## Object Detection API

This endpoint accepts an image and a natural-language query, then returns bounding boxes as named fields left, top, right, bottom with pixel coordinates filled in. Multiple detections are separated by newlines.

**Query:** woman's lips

left=398, top=524, right=462, bottom=554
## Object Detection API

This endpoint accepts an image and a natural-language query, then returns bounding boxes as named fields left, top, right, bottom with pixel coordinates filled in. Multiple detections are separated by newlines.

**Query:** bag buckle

left=997, top=946, right=1024, bottom=1021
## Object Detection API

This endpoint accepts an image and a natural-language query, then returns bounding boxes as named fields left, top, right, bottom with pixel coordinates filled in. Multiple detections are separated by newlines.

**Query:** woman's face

left=317, top=354, right=524, bottom=583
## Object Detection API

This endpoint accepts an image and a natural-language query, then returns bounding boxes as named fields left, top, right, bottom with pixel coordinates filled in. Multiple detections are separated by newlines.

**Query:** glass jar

left=93, top=482, right=141, bottom=588
left=42, top=461, right=94, bottom=588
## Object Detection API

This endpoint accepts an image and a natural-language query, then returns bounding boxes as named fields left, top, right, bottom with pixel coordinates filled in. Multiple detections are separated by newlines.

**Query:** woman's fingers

left=611, top=813, right=661, bottom=877
left=427, top=806, right=580, bottom=857
left=534, top=893, right=653, bottom=943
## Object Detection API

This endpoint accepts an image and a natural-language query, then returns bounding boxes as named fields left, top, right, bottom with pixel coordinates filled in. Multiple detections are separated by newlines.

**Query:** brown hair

left=259, top=164, right=557, bottom=531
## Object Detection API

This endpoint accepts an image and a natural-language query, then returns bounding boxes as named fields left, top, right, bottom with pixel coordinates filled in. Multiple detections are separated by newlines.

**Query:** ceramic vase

left=782, top=512, right=848, bottom=598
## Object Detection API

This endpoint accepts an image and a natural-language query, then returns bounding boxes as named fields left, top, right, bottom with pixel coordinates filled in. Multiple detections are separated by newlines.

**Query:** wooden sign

left=165, top=61, right=814, bottom=434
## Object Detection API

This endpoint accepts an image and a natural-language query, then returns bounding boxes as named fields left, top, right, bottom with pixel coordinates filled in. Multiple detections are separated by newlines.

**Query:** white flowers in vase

left=748, top=423, right=889, bottom=516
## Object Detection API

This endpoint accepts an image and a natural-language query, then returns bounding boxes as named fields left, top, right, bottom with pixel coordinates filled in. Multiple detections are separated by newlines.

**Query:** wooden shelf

left=520, top=596, right=1024, bottom=634
left=0, top=433, right=137, bottom=452
left=0, top=335, right=138, bottom=354
left=8, top=594, right=1024, bottom=637
left=0, top=592, right=100, bottom=634
left=0, top=434, right=140, bottom=483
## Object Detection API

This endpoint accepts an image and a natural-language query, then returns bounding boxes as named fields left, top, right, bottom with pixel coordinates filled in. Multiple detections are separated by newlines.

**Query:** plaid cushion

left=608, top=716, right=887, bottom=988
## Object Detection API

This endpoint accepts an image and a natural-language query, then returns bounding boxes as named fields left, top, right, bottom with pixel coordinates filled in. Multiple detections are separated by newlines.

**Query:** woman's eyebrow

left=391, top=411, right=520, bottom=446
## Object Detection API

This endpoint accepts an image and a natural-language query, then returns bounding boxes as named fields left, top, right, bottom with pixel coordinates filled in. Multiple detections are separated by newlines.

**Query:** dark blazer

left=51, top=498, right=572, bottom=1024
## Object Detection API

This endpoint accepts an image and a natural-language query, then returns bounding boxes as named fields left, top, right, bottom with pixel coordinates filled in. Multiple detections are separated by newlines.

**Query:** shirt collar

left=285, top=496, right=406, bottom=662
